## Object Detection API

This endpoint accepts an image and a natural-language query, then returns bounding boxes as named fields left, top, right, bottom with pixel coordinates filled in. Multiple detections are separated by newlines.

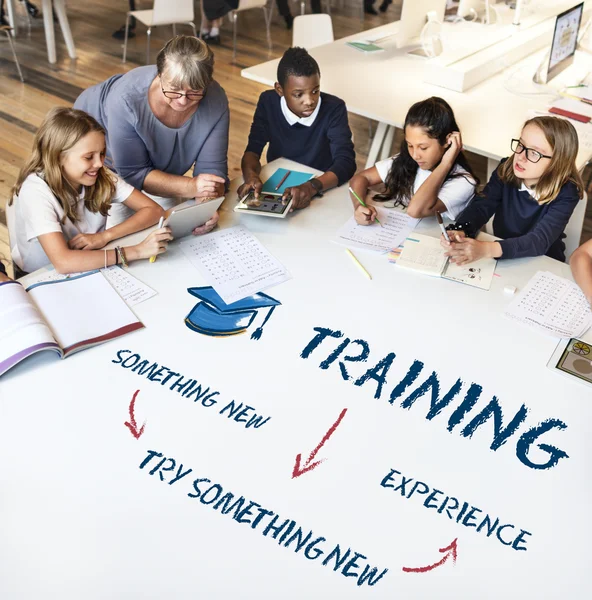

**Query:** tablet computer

left=234, top=192, right=293, bottom=218
left=164, top=197, right=224, bottom=239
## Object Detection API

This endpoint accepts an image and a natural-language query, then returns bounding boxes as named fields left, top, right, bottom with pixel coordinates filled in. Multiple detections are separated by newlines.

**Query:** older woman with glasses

left=74, top=35, right=228, bottom=232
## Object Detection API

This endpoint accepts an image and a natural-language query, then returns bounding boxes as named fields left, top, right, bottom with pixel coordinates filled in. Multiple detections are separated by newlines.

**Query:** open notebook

left=0, top=271, right=144, bottom=376
left=396, top=233, right=497, bottom=291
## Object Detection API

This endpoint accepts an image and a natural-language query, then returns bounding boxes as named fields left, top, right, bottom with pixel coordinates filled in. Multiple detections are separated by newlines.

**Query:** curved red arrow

left=402, top=538, right=457, bottom=573
left=124, top=389, right=146, bottom=440
left=292, top=408, right=347, bottom=478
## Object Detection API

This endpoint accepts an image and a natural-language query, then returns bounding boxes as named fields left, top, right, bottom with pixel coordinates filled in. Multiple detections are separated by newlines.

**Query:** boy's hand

left=283, top=182, right=315, bottom=211
left=237, top=177, right=263, bottom=200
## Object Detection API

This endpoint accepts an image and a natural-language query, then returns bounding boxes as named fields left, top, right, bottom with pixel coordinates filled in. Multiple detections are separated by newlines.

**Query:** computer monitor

left=397, top=0, right=447, bottom=48
left=546, top=2, right=584, bottom=82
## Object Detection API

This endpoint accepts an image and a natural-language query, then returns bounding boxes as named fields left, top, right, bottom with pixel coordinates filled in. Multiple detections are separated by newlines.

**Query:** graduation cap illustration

left=185, top=286, right=281, bottom=340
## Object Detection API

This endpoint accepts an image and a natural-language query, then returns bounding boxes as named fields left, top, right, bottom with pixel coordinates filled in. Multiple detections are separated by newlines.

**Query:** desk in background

left=242, top=4, right=592, bottom=176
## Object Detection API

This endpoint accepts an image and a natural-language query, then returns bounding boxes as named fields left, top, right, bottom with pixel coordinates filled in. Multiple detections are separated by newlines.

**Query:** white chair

left=0, top=26, right=24, bottom=82
left=564, top=192, right=588, bottom=260
left=292, top=14, right=333, bottom=48
left=230, top=0, right=272, bottom=63
left=122, top=0, right=197, bottom=64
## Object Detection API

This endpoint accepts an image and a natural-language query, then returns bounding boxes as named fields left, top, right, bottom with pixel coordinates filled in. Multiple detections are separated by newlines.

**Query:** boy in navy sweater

left=238, top=47, right=356, bottom=210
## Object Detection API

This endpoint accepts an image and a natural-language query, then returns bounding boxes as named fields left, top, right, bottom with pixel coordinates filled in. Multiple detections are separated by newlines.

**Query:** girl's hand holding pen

left=354, top=204, right=377, bottom=226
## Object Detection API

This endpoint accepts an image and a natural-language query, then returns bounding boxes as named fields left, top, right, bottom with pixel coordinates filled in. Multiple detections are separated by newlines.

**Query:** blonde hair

left=499, top=116, right=584, bottom=205
left=156, top=35, right=214, bottom=90
left=11, top=107, right=115, bottom=224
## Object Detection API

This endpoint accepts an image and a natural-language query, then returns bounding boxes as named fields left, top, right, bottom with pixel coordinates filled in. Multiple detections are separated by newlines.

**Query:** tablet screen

left=238, top=193, right=291, bottom=216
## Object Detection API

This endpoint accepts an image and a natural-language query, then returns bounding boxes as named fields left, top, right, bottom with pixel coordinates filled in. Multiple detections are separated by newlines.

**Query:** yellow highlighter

left=150, top=216, right=164, bottom=263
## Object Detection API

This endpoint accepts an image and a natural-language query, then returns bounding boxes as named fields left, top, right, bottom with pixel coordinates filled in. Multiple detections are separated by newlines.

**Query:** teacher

left=74, top=35, right=228, bottom=232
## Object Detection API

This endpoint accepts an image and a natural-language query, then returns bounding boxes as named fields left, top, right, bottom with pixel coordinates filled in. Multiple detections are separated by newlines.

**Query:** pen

left=275, top=170, right=291, bottom=191
left=436, top=212, right=450, bottom=242
left=345, top=249, right=372, bottom=280
left=348, top=186, right=383, bottom=227
left=149, top=216, right=164, bottom=263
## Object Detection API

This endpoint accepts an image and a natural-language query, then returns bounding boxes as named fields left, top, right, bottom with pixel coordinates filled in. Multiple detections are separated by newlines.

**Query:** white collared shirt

left=280, top=95, right=322, bottom=127
left=374, top=156, right=476, bottom=220
left=520, top=182, right=539, bottom=200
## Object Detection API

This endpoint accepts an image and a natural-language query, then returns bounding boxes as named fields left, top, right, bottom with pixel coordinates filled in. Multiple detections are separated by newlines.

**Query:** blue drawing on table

left=185, top=286, right=281, bottom=340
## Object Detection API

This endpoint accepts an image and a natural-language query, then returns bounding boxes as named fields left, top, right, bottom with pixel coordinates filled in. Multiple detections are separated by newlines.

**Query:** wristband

left=309, top=178, right=324, bottom=198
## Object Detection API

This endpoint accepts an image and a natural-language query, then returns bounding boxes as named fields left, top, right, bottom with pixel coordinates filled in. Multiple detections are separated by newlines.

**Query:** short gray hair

left=156, top=35, right=214, bottom=90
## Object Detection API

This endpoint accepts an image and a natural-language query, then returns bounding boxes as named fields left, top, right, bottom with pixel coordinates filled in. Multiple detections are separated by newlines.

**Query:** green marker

left=349, top=186, right=383, bottom=227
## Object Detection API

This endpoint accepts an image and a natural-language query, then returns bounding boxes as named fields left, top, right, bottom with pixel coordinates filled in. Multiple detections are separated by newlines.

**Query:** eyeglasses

left=511, top=139, right=552, bottom=164
left=160, top=81, right=206, bottom=102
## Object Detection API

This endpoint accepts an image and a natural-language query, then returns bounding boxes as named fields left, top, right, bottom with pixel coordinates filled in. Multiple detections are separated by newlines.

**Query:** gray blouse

left=74, top=65, right=229, bottom=190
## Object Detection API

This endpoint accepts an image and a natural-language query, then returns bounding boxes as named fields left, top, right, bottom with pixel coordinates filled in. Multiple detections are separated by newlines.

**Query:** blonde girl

left=443, top=116, right=584, bottom=264
left=8, top=107, right=171, bottom=275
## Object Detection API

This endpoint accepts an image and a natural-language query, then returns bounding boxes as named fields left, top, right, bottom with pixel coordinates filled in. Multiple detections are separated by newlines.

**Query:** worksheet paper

left=21, top=266, right=156, bottom=308
left=100, top=267, right=157, bottom=307
left=333, top=207, right=420, bottom=253
left=505, top=271, right=592, bottom=338
left=180, top=225, right=291, bottom=304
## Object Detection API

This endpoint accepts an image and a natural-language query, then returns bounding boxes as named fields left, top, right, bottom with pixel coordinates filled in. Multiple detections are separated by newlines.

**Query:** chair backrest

left=152, top=0, right=194, bottom=25
left=292, top=14, right=334, bottom=49
left=236, top=0, right=269, bottom=12
left=564, top=191, right=588, bottom=261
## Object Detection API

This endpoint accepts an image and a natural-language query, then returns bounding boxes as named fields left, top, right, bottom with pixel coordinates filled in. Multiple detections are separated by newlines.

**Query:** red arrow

left=292, top=408, right=347, bottom=478
left=124, top=389, right=146, bottom=440
left=402, top=538, right=458, bottom=573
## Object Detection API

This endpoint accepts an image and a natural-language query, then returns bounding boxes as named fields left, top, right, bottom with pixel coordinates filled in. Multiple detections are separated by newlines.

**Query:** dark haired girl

left=349, top=97, right=478, bottom=223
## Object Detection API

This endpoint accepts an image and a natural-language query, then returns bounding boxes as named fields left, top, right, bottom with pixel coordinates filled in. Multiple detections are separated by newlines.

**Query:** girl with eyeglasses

left=443, top=116, right=584, bottom=264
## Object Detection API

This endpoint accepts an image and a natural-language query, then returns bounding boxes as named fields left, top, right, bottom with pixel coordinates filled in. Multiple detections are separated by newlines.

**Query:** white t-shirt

left=374, top=156, right=476, bottom=220
left=7, top=172, right=134, bottom=274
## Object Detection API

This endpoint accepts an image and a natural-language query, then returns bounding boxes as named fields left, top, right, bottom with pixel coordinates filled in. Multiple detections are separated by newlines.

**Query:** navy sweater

left=456, top=159, right=580, bottom=262
left=245, top=90, right=356, bottom=185
left=0, top=262, right=5, bottom=276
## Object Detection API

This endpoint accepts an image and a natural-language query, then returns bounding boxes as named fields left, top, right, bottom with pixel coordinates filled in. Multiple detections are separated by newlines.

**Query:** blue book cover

left=261, top=168, right=313, bottom=195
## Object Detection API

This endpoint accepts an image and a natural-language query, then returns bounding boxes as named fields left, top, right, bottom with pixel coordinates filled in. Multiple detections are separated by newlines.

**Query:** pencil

left=149, top=216, right=164, bottom=263
left=558, top=91, right=592, bottom=106
left=349, top=186, right=383, bottom=227
left=345, top=248, right=372, bottom=280
left=436, top=212, right=450, bottom=242
left=275, top=170, right=291, bottom=191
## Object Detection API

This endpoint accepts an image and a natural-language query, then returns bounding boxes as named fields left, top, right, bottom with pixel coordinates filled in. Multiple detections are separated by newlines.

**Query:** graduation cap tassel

left=250, top=306, right=276, bottom=341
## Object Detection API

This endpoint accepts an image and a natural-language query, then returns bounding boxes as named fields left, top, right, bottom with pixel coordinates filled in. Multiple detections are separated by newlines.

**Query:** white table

left=1, top=159, right=590, bottom=599
left=242, top=5, right=592, bottom=175
left=6, top=0, right=76, bottom=64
